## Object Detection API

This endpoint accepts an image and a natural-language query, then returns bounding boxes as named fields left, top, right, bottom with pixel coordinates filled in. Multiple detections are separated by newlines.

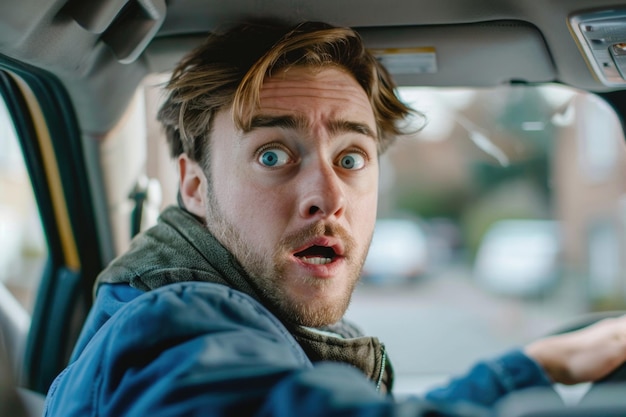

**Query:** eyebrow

left=248, top=114, right=377, bottom=140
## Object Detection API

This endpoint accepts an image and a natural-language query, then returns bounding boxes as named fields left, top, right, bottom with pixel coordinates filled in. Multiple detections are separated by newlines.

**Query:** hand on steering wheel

left=525, top=311, right=626, bottom=385
left=494, top=312, right=626, bottom=416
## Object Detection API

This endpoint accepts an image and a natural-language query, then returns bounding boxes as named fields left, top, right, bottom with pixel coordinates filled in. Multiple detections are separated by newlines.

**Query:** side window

left=0, top=68, right=103, bottom=394
left=0, top=94, right=47, bottom=314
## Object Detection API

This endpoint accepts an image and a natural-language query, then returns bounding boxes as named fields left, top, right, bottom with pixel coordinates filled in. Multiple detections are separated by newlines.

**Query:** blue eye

left=259, top=148, right=289, bottom=167
left=340, top=152, right=365, bottom=170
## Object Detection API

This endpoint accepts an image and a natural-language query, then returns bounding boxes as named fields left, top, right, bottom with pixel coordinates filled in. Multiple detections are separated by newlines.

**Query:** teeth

left=298, top=257, right=332, bottom=265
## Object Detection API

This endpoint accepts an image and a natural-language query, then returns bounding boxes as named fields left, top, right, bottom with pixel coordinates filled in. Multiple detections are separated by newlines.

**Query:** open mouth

left=294, top=245, right=337, bottom=265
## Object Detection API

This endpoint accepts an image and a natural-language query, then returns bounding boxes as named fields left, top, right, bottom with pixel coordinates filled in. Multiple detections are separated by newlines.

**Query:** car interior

left=3, top=1, right=626, bottom=416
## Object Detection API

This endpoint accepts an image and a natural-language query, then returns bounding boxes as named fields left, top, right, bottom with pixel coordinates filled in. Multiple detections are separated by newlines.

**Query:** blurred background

left=349, top=84, right=626, bottom=393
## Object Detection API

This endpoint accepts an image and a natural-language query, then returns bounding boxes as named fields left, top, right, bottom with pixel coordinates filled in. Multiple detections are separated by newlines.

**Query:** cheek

left=356, top=194, right=378, bottom=234
left=346, top=181, right=378, bottom=238
left=216, top=176, right=292, bottom=245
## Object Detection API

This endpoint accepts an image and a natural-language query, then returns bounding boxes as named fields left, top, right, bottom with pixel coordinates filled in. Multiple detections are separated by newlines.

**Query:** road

left=344, top=265, right=588, bottom=394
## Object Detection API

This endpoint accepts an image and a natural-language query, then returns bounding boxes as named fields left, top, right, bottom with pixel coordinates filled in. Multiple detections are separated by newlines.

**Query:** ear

left=178, top=154, right=208, bottom=218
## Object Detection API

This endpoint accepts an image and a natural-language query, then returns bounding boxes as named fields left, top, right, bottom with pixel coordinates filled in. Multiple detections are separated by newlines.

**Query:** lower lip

left=293, top=256, right=344, bottom=278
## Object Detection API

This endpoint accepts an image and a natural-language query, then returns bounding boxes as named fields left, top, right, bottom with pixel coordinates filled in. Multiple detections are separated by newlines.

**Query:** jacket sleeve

left=424, top=349, right=553, bottom=408
left=43, top=282, right=490, bottom=417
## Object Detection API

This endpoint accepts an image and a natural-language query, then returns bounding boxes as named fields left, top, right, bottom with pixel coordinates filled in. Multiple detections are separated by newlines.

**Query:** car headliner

left=1, top=0, right=626, bottom=135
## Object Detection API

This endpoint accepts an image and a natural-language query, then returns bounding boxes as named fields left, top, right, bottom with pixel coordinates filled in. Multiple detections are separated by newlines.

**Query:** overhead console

left=570, top=8, right=626, bottom=87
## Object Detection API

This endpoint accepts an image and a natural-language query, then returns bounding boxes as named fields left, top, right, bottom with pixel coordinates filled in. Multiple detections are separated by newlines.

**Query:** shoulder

left=45, top=282, right=312, bottom=416
left=96, top=282, right=309, bottom=368
left=93, top=282, right=305, bottom=358
left=121, top=282, right=298, bottom=341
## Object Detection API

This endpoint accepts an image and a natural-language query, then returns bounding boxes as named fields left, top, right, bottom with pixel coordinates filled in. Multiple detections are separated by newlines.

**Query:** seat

left=0, top=284, right=46, bottom=417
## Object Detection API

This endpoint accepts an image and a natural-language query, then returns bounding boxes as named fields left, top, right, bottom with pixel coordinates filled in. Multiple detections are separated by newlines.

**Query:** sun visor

left=357, top=21, right=556, bottom=87
left=145, top=20, right=556, bottom=88
left=144, top=35, right=207, bottom=73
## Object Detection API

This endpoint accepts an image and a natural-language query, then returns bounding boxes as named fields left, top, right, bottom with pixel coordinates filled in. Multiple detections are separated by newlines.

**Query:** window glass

left=345, top=85, right=626, bottom=393
left=0, top=95, right=48, bottom=314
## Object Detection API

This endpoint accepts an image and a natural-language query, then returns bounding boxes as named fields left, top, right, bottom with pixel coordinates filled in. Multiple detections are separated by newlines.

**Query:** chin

left=285, top=292, right=350, bottom=328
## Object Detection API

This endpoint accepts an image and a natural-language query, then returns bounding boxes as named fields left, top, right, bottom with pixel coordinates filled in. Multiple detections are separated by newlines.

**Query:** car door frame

left=0, top=55, right=106, bottom=395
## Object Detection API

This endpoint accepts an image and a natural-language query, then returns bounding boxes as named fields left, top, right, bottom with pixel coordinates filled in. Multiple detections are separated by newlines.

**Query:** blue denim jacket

left=44, top=281, right=551, bottom=417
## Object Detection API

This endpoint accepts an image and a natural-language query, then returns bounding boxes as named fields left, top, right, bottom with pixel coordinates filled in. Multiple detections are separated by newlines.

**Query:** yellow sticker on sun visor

left=370, top=47, right=437, bottom=74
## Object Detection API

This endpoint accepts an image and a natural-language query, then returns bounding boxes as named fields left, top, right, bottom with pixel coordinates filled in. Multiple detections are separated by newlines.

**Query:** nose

left=298, top=160, right=346, bottom=220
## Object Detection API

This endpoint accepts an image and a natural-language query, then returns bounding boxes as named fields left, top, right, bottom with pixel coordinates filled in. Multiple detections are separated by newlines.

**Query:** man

left=44, top=20, right=626, bottom=416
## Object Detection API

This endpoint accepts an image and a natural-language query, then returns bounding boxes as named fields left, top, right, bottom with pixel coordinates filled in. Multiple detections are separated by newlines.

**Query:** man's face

left=205, top=67, right=379, bottom=327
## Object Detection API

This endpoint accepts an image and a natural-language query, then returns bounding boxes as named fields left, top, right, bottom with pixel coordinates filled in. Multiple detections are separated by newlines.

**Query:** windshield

left=345, top=84, right=626, bottom=393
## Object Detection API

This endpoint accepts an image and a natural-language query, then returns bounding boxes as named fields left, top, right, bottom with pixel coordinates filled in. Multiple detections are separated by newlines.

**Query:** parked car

left=474, top=220, right=561, bottom=298
left=361, top=218, right=429, bottom=284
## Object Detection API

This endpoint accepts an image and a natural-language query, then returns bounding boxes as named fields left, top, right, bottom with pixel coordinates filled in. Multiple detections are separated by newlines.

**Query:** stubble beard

left=203, top=192, right=370, bottom=328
